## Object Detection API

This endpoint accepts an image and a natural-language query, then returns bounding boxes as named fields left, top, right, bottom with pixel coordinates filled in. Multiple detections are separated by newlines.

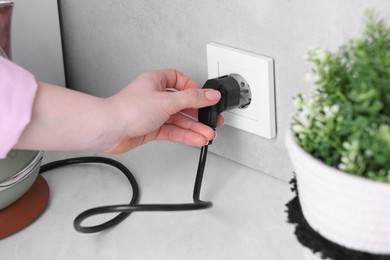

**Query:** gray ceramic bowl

left=0, top=150, right=43, bottom=210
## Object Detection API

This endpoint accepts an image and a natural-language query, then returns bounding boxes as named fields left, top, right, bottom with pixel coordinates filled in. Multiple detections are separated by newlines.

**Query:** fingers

left=161, top=69, right=223, bottom=126
left=139, top=69, right=222, bottom=117
left=167, top=113, right=216, bottom=140
left=157, top=69, right=200, bottom=91
left=164, top=88, right=221, bottom=117
left=108, top=115, right=217, bottom=153
left=180, top=109, right=225, bottom=128
left=165, top=69, right=222, bottom=110
left=154, top=113, right=218, bottom=146
left=154, top=125, right=211, bottom=147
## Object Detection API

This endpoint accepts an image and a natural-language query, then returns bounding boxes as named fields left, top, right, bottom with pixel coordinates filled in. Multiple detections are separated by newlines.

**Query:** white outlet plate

left=206, top=43, right=276, bottom=138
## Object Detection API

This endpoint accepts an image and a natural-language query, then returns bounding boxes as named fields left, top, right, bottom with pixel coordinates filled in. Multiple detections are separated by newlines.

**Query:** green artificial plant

left=291, top=12, right=390, bottom=182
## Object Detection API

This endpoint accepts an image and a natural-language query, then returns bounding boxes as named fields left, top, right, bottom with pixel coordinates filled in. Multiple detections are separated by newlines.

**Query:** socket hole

left=230, top=73, right=252, bottom=110
left=239, top=82, right=252, bottom=109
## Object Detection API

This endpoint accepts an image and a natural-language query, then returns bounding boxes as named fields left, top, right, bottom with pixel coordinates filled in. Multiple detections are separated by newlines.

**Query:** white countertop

left=1, top=142, right=303, bottom=260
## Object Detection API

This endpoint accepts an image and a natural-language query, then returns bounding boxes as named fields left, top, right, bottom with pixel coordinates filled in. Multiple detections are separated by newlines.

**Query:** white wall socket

left=206, top=43, right=276, bottom=138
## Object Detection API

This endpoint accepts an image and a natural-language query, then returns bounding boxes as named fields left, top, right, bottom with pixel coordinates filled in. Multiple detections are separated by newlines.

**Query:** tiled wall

left=59, top=0, right=390, bottom=182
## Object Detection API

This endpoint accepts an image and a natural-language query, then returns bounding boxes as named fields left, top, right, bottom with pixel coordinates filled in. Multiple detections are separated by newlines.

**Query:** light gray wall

left=12, top=0, right=65, bottom=86
left=59, top=0, right=390, bottom=182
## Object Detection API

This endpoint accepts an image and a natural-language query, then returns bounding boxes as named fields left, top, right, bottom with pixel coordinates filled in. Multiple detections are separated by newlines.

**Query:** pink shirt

left=0, top=56, right=37, bottom=158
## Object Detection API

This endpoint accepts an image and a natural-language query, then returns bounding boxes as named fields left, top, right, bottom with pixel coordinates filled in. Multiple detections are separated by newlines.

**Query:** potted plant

left=285, top=12, right=390, bottom=259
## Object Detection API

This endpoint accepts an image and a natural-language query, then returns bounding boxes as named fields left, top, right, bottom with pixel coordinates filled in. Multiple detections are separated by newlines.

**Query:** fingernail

left=213, top=131, right=218, bottom=139
left=205, top=90, right=221, bottom=101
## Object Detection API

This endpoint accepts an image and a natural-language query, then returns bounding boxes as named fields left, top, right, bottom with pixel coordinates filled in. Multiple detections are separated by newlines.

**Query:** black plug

left=199, top=74, right=251, bottom=142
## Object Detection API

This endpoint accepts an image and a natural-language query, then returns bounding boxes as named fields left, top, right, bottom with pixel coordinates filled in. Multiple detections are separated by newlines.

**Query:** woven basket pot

left=285, top=131, right=390, bottom=255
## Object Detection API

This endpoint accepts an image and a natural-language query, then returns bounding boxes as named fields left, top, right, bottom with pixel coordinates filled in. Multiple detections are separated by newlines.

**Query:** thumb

left=167, top=88, right=221, bottom=112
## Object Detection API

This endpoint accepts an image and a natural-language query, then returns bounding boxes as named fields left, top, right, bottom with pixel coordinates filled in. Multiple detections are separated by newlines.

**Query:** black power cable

left=39, top=74, right=249, bottom=233
left=39, top=145, right=211, bottom=233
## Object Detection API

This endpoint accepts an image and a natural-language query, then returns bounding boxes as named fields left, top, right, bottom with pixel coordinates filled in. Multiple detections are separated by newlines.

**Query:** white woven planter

left=285, top=131, right=390, bottom=255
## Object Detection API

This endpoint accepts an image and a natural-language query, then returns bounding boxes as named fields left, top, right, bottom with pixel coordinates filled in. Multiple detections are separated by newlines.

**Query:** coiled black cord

left=39, top=145, right=212, bottom=233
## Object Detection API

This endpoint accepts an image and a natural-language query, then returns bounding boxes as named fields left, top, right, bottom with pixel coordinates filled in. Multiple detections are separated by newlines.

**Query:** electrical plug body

left=199, top=74, right=251, bottom=142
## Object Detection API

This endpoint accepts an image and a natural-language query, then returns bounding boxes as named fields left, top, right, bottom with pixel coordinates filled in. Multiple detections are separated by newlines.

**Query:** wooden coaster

left=0, top=175, right=50, bottom=239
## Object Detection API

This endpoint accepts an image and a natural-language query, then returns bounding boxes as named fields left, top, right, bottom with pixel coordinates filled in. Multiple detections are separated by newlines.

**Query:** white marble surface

left=1, top=142, right=302, bottom=260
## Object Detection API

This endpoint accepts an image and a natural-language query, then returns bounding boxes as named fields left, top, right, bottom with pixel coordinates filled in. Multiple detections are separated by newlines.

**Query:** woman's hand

left=105, top=69, right=224, bottom=153
left=15, top=69, right=223, bottom=154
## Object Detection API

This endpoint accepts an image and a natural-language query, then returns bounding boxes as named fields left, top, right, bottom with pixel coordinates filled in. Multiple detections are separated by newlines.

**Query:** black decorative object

left=286, top=178, right=390, bottom=260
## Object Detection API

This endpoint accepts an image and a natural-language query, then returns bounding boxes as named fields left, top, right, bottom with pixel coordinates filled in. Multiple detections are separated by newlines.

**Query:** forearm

left=14, top=81, right=119, bottom=152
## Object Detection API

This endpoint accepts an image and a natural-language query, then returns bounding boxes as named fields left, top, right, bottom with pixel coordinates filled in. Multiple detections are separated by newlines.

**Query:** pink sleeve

left=0, top=56, right=37, bottom=158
